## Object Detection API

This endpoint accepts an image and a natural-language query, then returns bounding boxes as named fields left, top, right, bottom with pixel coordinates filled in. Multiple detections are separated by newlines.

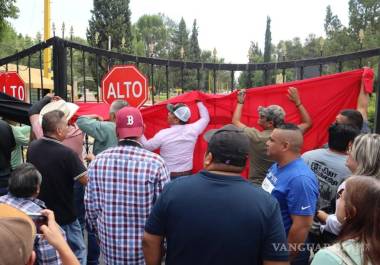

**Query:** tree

left=263, top=16, right=272, bottom=84
left=0, top=0, right=18, bottom=35
left=189, top=19, right=201, bottom=62
left=324, top=5, right=342, bottom=36
left=238, top=41, right=264, bottom=88
left=87, top=0, right=133, bottom=53
left=263, top=16, right=272, bottom=62
left=170, top=17, right=189, bottom=59
left=349, top=0, right=380, bottom=35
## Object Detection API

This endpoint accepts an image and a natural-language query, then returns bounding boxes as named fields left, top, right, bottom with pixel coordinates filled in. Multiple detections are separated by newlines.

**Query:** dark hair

left=9, top=163, right=42, bottom=198
left=340, top=109, right=363, bottom=130
left=328, top=124, right=360, bottom=152
left=338, top=176, right=380, bottom=265
left=41, top=110, right=65, bottom=134
left=277, top=123, right=300, bottom=131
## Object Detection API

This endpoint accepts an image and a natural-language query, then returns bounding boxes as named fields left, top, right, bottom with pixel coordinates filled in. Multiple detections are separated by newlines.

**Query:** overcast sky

left=11, top=0, right=349, bottom=62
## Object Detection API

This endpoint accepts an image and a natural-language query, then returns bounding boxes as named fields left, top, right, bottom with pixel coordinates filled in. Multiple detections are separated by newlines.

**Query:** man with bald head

left=262, top=123, right=318, bottom=265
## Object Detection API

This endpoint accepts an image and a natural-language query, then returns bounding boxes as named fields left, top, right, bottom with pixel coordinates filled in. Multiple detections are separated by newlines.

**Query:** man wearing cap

left=27, top=110, right=88, bottom=265
left=263, top=123, right=318, bottom=264
left=0, top=204, right=80, bottom=265
left=85, top=106, right=170, bottom=265
left=232, top=87, right=312, bottom=184
left=143, top=124, right=289, bottom=265
left=77, top=99, right=129, bottom=156
left=142, top=101, right=210, bottom=179
left=0, top=163, right=63, bottom=265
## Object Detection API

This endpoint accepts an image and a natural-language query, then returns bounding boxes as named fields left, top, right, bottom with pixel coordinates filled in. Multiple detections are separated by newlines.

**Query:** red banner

left=76, top=69, right=372, bottom=174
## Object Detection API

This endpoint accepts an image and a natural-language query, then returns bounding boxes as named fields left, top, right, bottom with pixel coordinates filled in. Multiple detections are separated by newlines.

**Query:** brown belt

left=170, top=170, right=192, bottom=179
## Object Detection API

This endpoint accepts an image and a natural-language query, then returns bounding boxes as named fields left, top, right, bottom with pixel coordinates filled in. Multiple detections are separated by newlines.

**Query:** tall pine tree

left=87, top=0, right=133, bottom=53
left=171, top=17, right=189, bottom=59
left=263, top=16, right=272, bottom=84
left=189, top=19, right=201, bottom=62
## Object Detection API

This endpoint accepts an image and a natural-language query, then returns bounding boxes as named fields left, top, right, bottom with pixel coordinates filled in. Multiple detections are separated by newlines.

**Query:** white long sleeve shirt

left=141, top=102, right=210, bottom=173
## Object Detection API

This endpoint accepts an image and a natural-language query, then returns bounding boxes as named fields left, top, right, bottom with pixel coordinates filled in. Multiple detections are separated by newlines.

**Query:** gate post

left=52, top=37, right=67, bottom=100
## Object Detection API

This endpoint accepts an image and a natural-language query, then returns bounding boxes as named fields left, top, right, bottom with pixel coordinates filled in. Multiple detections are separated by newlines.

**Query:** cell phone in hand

left=27, top=212, right=48, bottom=234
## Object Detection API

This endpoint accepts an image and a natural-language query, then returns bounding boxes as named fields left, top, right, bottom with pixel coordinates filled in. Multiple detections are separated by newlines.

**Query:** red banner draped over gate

left=75, top=69, right=373, bottom=175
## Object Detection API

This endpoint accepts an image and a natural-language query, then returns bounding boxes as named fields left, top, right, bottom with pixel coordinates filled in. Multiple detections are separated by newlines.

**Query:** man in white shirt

left=142, top=101, right=210, bottom=179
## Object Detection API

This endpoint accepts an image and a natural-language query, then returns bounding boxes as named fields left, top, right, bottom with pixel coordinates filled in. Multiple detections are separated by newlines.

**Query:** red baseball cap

left=116, top=107, right=144, bottom=139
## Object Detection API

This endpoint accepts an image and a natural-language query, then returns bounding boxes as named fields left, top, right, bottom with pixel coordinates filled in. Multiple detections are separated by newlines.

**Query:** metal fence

left=1, top=36, right=380, bottom=132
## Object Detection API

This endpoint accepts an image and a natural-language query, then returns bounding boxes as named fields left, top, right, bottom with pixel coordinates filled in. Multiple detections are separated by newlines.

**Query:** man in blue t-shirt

left=143, top=124, right=289, bottom=265
left=262, top=123, right=318, bottom=265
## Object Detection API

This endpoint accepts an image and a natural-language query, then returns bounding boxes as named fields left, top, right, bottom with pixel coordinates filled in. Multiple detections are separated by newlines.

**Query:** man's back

left=0, top=120, right=15, bottom=178
left=302, top=148, right=350, bottom=212
left=27, top=138, right=86, bottom=225
left=145, top=171, right=288, bottom=265
left=86, top=144, right=169, bottom=265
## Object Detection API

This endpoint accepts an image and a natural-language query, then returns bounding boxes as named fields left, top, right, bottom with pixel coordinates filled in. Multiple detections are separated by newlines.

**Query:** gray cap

left=258, top=105, right=285, bottom=126
left=167, top=103, right=191, bottom=122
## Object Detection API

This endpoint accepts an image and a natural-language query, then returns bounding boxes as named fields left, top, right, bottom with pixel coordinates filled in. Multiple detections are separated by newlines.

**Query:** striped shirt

left=85, top=141, right=170, bottom=265
left=0, top=194, right=63, bottom=265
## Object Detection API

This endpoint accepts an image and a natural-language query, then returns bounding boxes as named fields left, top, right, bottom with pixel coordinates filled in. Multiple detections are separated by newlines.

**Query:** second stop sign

left=102, top=65, right=148, bottom=108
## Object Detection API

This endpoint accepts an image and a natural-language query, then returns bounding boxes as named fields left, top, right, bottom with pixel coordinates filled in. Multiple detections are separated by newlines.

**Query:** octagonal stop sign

left=102, top=65, right=148, bottom=108
left=0, top=72, right=26, bottom=101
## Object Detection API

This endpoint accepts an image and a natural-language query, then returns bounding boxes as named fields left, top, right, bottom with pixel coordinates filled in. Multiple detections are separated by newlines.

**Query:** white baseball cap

left=39, top=100, right=79, bottom=124
left=167, top=103, right=191, bottom=123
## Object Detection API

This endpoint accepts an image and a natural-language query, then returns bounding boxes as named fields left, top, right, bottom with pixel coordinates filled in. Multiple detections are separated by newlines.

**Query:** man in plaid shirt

left=0, top=163, right=63, bottom=265
left=85, top=106, right=170, bottom=265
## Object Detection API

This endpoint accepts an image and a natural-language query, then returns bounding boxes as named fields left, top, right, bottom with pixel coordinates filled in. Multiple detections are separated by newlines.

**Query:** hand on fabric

left=288, top=87, right=301, bottom=106
left=237, top=89, right=246, bottom=104
left=316, top=210, right=329, bottom=223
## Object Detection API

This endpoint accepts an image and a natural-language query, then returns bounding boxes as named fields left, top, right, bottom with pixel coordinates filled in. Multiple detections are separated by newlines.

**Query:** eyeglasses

left=337, top=188, right=345, bottom=199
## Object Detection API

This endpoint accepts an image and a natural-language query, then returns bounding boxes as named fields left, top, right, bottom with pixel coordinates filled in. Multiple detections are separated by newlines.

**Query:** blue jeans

left=61, top=219, right=87, bottom=265
left=86, top=224, right=100, bottom=265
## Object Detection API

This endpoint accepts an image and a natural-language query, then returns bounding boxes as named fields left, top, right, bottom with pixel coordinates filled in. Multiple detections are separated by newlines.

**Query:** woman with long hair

left=311, top=176, right=380, bottom=265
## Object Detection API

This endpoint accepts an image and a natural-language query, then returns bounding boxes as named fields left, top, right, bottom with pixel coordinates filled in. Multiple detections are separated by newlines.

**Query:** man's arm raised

left=288, top=87, right=312, bottom=134
left=232, top=89, right=248, bottom=128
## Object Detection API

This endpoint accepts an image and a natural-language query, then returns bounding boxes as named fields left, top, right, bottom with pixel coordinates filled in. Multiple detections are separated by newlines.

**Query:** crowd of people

left=0, top=75, right=380, bottom=265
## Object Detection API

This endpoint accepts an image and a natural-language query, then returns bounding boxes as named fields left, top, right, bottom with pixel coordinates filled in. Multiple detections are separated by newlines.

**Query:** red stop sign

left=102, top=65, right=148, bottom=108
left=0, top=72, right=26, bottom=101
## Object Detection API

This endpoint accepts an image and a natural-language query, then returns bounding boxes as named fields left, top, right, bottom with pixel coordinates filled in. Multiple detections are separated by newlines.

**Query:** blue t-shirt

left=262, top=158, right=319, bottom=234
left=145, top=170, right=289, bottom=265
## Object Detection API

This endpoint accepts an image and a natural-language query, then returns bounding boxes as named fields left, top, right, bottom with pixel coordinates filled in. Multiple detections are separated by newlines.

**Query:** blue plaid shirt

left=0, top=194, right=63, bottom=265
left=85, top=143, right=170, bottom=265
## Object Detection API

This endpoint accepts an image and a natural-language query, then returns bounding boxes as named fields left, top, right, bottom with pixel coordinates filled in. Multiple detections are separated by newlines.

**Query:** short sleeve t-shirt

left=262, top=158, right=319, bottom=234
left=243, top=127, right=274, bottom=184
left=27, top=137, right=87, bottom=225
left=302, top=149, right=350, bottom=212
left=145, top=170, right=288, bottom=265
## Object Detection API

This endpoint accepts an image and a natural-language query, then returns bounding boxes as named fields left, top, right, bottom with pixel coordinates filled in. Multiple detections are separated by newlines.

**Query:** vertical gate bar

left=39, top=48, right=44, bottom=99
left=28, top=56, right=32, bottom=102
left=338, top=61, right=343, bottom=72
left=319, top=63, right=323, bottom=76
left=95, top=55, right=100, bottom=103
left=300, top=66, right=304, bottom=80
left=374, top=61, right=380, bottom=134
left=248, top=70, right=252, bottom=88
left=82, top=50, right=86, bottom=102
left=197, top=68, right=200, bottom=90
left=359, top=58, right=362, bottom=68
left=5, top=64, right=8, bottom=71
left=151, top=64, right=155, bottom=105
left=282, top=68, right=286, bottom=83
left=16, top=54, right=19, bottom=73
left=181, top=66, right=184, bottom=93
left=263, top=69, right=268, bottom=85
left=166, top=65, right=169, bottom=99
left=230, top=71, right=234, bottom=92
left=213, top=69, right=216, bottom=94
left=70, top=46, right=74, bottom=102
left=52, top=38, right=68, bottom=99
